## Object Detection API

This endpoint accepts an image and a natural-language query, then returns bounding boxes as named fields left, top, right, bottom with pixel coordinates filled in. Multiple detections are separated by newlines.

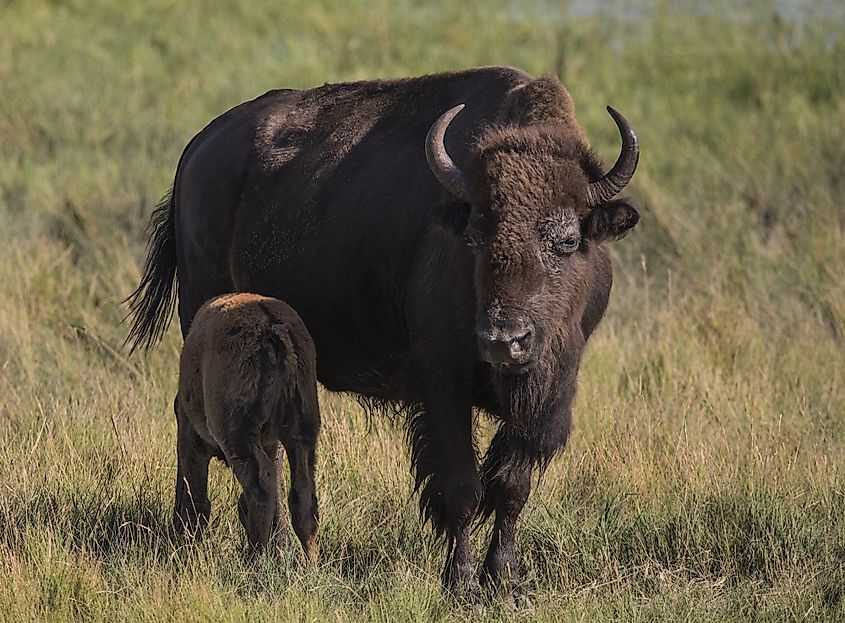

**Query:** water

left=510, top=0, right=844, bottom=23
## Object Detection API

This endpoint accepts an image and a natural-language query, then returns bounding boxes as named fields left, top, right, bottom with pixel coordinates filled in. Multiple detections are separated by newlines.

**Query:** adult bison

left=127, top=66, right=639, bottom=603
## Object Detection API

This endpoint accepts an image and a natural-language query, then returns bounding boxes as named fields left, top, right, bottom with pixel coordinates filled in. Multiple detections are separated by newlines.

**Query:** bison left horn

left=586, top=106, right=640, bottom=207
left=426, top=104, right=471, bottom=202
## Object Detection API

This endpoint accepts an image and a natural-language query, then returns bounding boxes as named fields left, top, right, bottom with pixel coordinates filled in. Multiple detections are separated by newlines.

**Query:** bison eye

left=553, top=234, right=580, bottom=255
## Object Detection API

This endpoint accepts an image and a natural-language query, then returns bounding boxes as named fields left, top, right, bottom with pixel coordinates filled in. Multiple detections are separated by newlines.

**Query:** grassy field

left=2, top=0, right=844, bottom=620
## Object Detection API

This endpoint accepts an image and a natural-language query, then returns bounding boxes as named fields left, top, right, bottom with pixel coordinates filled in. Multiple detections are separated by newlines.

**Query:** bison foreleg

left=408, top=372, right=483, bottom=605
left=479, top=428, right=532, bottom=604
left=235, top=446, right=289, bottom=556
left=241, top=441, right=290, bottom=553
left=270, top=442, right=291, bottom=550
left=480, top=400, right=573, bottom=606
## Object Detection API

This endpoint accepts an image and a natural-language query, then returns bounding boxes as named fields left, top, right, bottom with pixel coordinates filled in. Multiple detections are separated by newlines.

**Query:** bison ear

left=584, top=199, right=639, bottom=242
left=431, top=200, right=471, bottom=238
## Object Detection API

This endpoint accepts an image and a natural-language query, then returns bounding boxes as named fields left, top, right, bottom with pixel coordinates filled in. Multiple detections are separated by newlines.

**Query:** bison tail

left=124, top=189, right=178, bottom=353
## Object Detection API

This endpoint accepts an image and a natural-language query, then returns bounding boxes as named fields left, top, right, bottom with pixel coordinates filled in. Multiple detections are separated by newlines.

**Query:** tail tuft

left=124, top=190, right=178, bottom=353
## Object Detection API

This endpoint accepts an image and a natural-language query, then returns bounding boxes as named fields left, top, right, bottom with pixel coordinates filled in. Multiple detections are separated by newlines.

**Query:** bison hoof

left=451, top=586, right=485, bottom=615
left=445, top=566, right=484, bottom=611
left=481, top=567, right=533, bottom=609
left=504, top=589, right=534, bottom=611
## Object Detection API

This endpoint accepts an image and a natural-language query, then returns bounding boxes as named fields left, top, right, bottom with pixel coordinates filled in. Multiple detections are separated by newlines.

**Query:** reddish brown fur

left=173, top=293, right=320, bottom=560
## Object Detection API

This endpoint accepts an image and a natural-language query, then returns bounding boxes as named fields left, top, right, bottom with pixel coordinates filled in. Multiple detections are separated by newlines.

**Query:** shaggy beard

left=492, top=338, right=565, bottom=434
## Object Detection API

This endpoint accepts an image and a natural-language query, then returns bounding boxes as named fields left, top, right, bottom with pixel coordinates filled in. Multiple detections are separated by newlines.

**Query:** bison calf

left=173, top=293, right=320, bottom=560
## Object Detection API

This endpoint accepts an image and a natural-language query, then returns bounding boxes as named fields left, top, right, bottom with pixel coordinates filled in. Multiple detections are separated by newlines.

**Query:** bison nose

left=508, top=329, right=533, bottom=359
left=476, top=323, right=535, bottom=365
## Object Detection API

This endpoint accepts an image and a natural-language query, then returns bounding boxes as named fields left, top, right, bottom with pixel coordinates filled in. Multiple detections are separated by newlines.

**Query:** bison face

left=426, top=105, right=639, bottom=374
left=467, top=158, right=637, bottom=373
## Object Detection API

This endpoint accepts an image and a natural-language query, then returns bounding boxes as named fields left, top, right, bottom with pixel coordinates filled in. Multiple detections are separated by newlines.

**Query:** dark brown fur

left=173, top=293, right=320, bottom=560
left=127, top=67, right=640, bottom=603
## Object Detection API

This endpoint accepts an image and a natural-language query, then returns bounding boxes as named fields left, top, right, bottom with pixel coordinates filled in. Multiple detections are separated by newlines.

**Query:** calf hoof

left=239, top=493, right=289, bottom=558
left=301, top=534, right=318, bottom=564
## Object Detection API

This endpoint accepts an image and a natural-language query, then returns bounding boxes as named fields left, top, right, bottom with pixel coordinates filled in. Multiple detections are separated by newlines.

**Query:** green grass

left=2, top=0, right=844, bottom=620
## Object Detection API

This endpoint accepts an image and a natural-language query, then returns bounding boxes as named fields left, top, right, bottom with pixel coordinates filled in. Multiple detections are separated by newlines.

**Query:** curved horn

left=586, top=106, right=639, bottom=207
left=426, top=104, right=471, bottom=201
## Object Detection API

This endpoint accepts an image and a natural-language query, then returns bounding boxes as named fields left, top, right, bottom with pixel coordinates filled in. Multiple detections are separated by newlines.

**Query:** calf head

left=427, top=103, right=639, bottom=373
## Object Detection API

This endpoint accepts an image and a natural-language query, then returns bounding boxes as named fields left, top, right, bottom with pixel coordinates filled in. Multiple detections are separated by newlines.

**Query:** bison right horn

left=426, top=104, right=471, bottom=202
left=586, top=106, right=639, bottom=208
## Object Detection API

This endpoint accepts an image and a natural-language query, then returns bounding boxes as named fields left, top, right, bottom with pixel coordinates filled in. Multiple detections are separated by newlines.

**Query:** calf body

left=173, top=293, right=320, bottom=559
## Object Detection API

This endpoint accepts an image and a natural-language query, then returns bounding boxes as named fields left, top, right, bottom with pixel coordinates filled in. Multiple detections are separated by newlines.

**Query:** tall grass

left=1, top=0, right=844, bottom=620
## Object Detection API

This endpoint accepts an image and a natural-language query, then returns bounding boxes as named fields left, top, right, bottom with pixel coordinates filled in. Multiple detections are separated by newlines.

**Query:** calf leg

left=271, top=442, right=291, bottom=549
left=281, top=436, right=318, bottom=562
left=173, top=398, right=213, bottom=537
left=226, top=437, right=279, bottom=554
left=237, top=441, right=289, bottom=553
left=280, top=388, right=320, bottom=562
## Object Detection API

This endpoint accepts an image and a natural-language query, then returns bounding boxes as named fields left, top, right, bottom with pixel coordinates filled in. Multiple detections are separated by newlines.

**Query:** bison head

left=426, top=104, right=639, bottom=374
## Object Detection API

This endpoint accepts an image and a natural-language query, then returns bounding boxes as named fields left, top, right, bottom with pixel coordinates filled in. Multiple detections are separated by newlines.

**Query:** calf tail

left=124, top=189, right=178, bottom=353
left=268, top=324, right=296, bottom=365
